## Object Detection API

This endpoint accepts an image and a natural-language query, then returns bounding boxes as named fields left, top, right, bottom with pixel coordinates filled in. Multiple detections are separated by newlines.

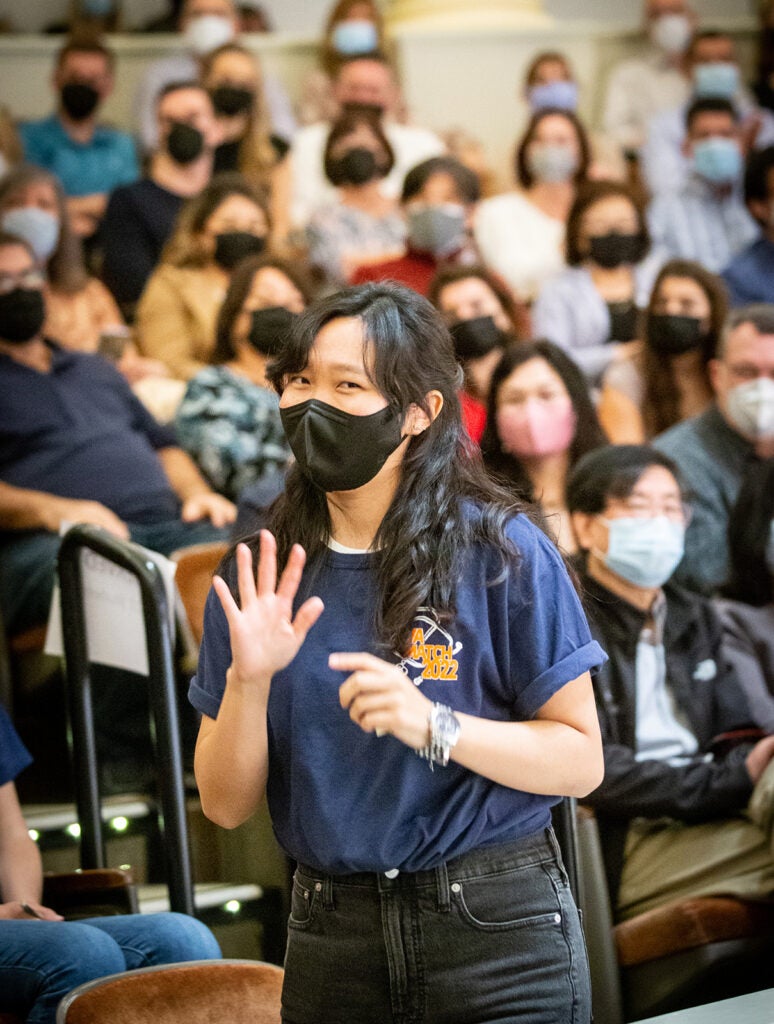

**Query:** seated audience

left=136, top=173, right=270, bottom=380
left=297, top=0, right=395, bottom=127
left=653, top=304, right=774, bottom=594
left=601, top=0, right=695, bottom=159
left=599, top=258, right=726, bottom=442
left=532, top=180, right=658, bottom=384
left=481, top=341, right=606, bottom=553
left=0, top=232, right=235, bottom=637
left=642, top=29, right=774, bottom=198
left=0, top=702, right=222, bottom=1024
left=201, top=42, right=291, bottom=244
left=306, top=108, right=405, bottom=286
left=18, top=39, right=139, bottom=240
left=175, top=255, right=311, bottom=500
left=0, top=165, right=124, bottom=353
left=715, top=459, right=774, bottom=731
left=101, top=81, right=221, bottom=313
left=134, top=0, right=296, bottom=155
left=350, top=156, right=479, bottom=295
left=648, top=98, right=759, bottom=273
left=474, top=108, right=591, bottom=302
left=568, top=443, right=774, bottom=921
left=428, top=263, right=529, bottom=441
left=723, top=146, right=774, bottom=306
left=289, top=53, right=444, bottom=229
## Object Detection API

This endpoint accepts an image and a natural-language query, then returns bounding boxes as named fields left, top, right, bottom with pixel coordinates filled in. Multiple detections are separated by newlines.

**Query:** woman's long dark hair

left=723, top=459, right=774, bottom=607
left=250, top=283, right=532, bottom=653
left=480, top=340, right=606, bottom=501
left=641, top=259, right=728, bottom=438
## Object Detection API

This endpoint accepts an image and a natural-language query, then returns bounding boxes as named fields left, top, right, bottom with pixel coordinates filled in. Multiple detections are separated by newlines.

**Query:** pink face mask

left=496, top=396, right=576, bottom=458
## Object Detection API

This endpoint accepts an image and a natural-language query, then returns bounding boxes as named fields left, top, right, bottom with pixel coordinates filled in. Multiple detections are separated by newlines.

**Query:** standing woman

left=191, top=282, right=605, bottom=1023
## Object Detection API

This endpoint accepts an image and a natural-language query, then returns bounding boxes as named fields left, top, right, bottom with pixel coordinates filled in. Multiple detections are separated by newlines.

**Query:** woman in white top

left=474, top=109, right=591, bottom=302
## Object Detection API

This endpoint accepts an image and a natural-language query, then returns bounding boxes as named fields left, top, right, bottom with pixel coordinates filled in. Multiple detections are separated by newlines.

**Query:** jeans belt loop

left=434, top=861, right=451, bottom=913
left=322, top=874, right=335, bottom=911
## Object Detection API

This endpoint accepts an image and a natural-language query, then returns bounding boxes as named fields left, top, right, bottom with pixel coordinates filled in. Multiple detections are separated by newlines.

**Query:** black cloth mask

left=248, top=307, right=298, bottom=357
left=326, top=148, right=379, bottom=187
left=214, top=231, right=266, bottom=270
left=588, top=232, right=648, bottom=269
left=60, top=82, right=100, bottom=121
left=449, top=315, right=503, bottom=361
left=0, top=287, right=46, bottom=343
left=280, top=399, right=405, bottom=492
left=646, top=313, right=706, bottom=355
left=166, top=122, right=205, bottom=165
left=211, top=85, right=254, bottom=117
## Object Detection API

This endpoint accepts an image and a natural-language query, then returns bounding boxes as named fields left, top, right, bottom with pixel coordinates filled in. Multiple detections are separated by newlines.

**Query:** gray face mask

left=526, top=142, right=578, bottom=183
left=726, top=378, right=774, bottom=441
left=407, top=204, right=467, bottom=259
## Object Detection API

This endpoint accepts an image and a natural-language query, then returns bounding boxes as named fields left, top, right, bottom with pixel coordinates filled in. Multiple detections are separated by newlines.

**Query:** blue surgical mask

left=1, top=207, right=60, bottom=262
left=81, top=0, right=115, bottom=15
left=332, top=20, right=379, bottom=56
left=692, top=137, right=742, bottom=184
left=527, top=80, right=579, bottom=112
left=693, top=62, right=740, bottom=100
left=599, top=516, right=685, bottom=589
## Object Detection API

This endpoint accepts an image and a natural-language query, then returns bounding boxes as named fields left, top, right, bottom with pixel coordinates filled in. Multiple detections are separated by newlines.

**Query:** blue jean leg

left=281, top=829, right=591, bottom=1024
left=0, top=914, right=221, bottom=1024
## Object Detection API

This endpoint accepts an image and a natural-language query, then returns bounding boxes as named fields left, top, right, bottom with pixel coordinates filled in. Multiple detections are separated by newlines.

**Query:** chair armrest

left=43, top=867, right=138, bottom=918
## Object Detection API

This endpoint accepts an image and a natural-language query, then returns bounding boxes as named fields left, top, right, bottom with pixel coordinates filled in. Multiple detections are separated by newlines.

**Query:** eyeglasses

left=0, top=269, right=45, bottom=296
left=606, top=497, right=692, bottom=524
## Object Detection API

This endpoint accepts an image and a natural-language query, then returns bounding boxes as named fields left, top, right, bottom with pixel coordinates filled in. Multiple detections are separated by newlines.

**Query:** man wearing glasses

left=566, top=443, right=774, bottom=923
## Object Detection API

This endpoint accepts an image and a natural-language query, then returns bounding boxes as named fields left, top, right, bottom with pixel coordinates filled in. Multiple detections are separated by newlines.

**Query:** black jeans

left=282, top=828, right=591, bottom=1024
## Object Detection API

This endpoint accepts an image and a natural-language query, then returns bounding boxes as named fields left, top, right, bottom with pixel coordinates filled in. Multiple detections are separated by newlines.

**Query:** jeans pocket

left=453, top=862, right=565, bottom=933
left=288, top=873, right=318, bottom=930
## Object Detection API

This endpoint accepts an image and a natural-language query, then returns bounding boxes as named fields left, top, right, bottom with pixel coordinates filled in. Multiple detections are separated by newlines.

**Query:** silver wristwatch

left=418, top=702, right=461, bottom=769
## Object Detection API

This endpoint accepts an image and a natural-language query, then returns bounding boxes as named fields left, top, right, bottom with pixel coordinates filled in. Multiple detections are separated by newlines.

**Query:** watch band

left=417, top=702, right=461, bottom=769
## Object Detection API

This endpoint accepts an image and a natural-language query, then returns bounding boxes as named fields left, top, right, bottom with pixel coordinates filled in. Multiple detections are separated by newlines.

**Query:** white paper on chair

left=44, top=534, right=178, bottom=676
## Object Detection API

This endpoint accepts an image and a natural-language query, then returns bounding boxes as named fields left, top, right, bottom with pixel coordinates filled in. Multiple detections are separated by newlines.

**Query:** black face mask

left=214, top=231, right=266, bottom=270
left=60, top=82, right=100, bottom=121
left=0, top=287, right=46, bottom=343
left=588, top=232, right=648, bottom=269
left=280, top=399, right=405, bottom=492
left=166, top=121, right=205, bottom=165
left=449, top=315, right=503, bottom=361
left=340, top=101, right=385, bottom=121
left=326, top=147, right=379, bottom=187
left=210, top=85, right=254, bottom=117
left=248, top=307, right=298, bottom=357
left=647, top=313, right=706, bottom=355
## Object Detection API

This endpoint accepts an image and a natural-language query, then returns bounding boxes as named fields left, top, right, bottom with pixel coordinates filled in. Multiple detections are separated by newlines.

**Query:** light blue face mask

left=1, top=207, right=60, bottom=263
left=332, top=20, right=379, bottom=56
left=82, top=0, right=115, bottom=16
left=692, top=136, right=742, bottom=185
left=527, top=80, right=579, bottom=112
left=600, top=516, right=685, bottom=589
left=693, top=62, right=740, bottom=100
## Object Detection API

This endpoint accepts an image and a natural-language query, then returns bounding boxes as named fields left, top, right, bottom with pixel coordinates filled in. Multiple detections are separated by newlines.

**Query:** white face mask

left=726, top=378, right=774, bottom=441
left=650, top=13, right=693, bottom=55
left=184, top=13, right=235, bottom=55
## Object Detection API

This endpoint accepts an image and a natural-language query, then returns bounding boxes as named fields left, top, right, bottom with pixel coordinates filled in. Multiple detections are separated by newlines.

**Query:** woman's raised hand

left=213, top=531, right=324, bottom=693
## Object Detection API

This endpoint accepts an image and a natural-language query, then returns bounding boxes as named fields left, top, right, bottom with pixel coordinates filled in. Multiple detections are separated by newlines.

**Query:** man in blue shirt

left=648, top=97, right=759, bottom=273
left=723, top=147, right=774, bottom=306
left=19, top=39, right=139, bottom=240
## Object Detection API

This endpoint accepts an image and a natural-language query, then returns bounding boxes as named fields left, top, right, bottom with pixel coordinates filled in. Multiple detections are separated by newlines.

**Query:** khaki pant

left=617, top=758, right=774, bottom=921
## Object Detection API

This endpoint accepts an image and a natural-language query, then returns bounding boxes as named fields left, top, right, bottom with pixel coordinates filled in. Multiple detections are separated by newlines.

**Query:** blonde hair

left=161, top=172, right=270, bottom=269
left=201, top=43, right=279, bottom=188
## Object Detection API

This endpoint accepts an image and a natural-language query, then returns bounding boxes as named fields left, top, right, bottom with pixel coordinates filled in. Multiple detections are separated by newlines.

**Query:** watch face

left=435, top=705, right=461, bottom=746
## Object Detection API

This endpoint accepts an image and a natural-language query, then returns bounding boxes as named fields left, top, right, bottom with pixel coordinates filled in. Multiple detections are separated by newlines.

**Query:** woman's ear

left=570, top=511, right=595, bottom=553
left=403, top=390, right=444, bottom=436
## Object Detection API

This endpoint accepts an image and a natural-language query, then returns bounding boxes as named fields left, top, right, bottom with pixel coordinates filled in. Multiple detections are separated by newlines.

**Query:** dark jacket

left=578, top=568, right=756, bottom=903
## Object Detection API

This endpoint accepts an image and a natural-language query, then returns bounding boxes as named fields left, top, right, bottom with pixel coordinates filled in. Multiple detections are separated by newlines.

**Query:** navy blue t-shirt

left=0, top=343, right=179, bottom=525
left=0, top=705, right=33, bottom=786
left=190, top=514, right=606, bottom=874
